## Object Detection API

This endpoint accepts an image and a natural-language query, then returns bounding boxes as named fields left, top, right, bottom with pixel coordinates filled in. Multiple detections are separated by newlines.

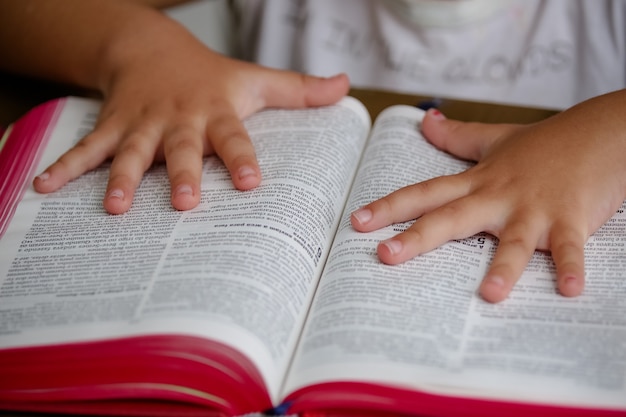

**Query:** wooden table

left=349, top=88, right=558, bottom=124
left=0, top=70, right=557, bottom=130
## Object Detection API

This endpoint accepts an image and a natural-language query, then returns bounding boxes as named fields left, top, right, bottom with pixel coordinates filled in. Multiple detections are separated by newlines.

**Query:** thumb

left=260, top=70, right=350, bottom=109
left=421, top=108, right=521, bottom=161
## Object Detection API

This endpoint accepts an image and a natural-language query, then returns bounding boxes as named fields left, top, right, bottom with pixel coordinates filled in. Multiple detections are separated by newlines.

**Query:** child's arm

left=0, top=0, right=349, bottom=214
left=351, top=89, right=626, bottom=303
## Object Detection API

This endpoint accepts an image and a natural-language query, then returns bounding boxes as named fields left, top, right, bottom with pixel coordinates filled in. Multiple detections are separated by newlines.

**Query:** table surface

left=0, top=70, right=558, bottom=129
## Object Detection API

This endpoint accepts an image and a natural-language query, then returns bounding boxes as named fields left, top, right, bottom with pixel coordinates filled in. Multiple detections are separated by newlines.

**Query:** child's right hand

left=0, top=0, right=348, bottom=214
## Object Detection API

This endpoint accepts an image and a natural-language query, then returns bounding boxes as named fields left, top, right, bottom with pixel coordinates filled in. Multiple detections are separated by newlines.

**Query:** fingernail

left=381, top=239, right=403, bottom=256
left=238, top=166, right=257, bottom=180
left=561, top=276, right=581, bottom=295
left=107, top=189, right=124, bottom=200
left=36, top=172, right=50, bottom=181
left=428, top=108, right=446, bottom=120
left=174, top=184, right=193, bottom=197
left=352, top=208, right=372, bottom=225
left=485, top=276, right=505, bottom=289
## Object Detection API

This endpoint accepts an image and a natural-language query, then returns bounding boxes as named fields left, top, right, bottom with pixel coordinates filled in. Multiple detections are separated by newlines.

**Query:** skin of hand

left=0, top=0, right=349, bottom=214
left=351, top=89, right=626, bottom=303
left=34, top=51, right=349, bottom=215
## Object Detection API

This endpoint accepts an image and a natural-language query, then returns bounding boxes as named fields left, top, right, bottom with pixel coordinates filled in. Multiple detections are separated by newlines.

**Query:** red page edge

left=0, top=334, right=272, bottom=416
left=0, top=96, right=67, bottom=238
left=283, top=381, right=626, bottom=417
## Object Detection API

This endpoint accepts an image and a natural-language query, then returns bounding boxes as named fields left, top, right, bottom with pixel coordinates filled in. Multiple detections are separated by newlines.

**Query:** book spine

left=0, top=97, right=66, bottom=237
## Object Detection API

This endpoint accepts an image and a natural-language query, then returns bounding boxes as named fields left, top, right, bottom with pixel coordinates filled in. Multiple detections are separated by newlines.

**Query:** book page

left=0, top=96, right=371, bottom=403
left=283, top=105, right=626, bottom=411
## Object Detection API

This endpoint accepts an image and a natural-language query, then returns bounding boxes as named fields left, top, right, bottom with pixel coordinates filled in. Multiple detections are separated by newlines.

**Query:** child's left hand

left=351, top=89, right=626, bottom=303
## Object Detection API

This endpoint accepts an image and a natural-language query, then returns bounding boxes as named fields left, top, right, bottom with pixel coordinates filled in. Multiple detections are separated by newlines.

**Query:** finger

left=549, top=220, right=586, bottom=297
left=33, top=127, right=119, bottom=193
left=162, top=123, right=204, bottom=211
left=205, top=108, right=261, bottom=191
left=104, top=127, right=162, bottom=214
left=479, top=217, right=543, bottom=303
left=351, top=173, right=471, bottom=232
left=260, top=72, right=350, bottom=109
left=375, top=194, right=501, bottom=265
left=421, top=108, right=521, bottom=161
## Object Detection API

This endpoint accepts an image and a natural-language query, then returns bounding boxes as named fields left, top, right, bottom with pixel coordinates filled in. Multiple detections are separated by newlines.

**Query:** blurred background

left=165, top=0, right=235, bottom=56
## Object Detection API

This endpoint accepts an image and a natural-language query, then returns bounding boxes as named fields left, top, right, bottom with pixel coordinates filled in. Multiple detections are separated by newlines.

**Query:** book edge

left=0, top=97, right=67, bottom=237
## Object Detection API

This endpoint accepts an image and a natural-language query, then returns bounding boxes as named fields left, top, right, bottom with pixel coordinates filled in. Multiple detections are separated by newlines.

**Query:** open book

left=0, top=96, right=625, bottom=417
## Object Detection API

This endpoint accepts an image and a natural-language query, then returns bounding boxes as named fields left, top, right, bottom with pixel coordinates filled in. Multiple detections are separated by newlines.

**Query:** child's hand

left=351, top=90, right=626, bottom=303
left=33, top=47, right=348, bottom=214
left=23, top=2, right=349, bottom=214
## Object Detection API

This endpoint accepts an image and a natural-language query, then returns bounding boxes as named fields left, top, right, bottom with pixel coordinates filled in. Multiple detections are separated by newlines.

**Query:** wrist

left=95, top=4, right=188, bottom=93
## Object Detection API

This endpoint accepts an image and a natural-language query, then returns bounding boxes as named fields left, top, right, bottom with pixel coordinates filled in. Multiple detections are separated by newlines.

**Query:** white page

left=0, top=96, right=371, bottom=404
left=284, top=104, right=626, bottom=411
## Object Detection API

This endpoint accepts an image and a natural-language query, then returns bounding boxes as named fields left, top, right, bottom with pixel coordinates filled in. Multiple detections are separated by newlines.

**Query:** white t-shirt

left=233, top=0, right=626, bottom=109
